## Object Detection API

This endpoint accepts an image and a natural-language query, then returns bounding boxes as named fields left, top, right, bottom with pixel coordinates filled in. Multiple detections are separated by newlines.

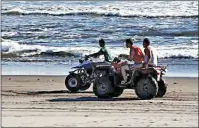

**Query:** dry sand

left=1, top=75, right=198, bottom=127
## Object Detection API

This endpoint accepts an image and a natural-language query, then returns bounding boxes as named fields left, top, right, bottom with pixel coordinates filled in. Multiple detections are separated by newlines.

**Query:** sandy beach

left=1, top=75, right=198, bottom=127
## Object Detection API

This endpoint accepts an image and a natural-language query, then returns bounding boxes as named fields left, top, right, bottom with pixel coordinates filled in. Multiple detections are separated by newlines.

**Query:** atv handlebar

left=79, top=55, right=90, bottom=64
left=118, top=54, right=128, bottom=59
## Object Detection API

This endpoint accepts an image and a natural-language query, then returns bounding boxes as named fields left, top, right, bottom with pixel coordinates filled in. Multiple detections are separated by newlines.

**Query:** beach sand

left=1, top=75, right=198, bottom=127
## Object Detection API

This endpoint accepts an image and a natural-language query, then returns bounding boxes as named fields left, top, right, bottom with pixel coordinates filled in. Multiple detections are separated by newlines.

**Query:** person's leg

left=131, top=63, right=143, bottom=78
left=134, top=63, right=143, bottom=69
left=121, top=64, right=129, bottom=83
left=124, top=63, right=143, bottom=85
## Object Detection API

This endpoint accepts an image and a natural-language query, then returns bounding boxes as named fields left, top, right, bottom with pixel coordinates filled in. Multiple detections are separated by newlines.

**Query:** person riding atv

left=119, top=38, right=145, bottom=84
left=65, top=39, right=113, bottom=93
left=85, top=39, right=112, bottom=62
left=92, top=38, right=167, bottom=99
left=143, top=38, right=158, bottom=68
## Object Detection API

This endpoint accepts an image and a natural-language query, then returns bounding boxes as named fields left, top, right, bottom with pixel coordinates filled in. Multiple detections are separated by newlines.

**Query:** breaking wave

left=1, top=39, right=198, bottom=60
left=2, top=10, right=198, bottom=18
left=2, top=1, right=198, bottom=18
left=2, top=11, right=198, bottom=18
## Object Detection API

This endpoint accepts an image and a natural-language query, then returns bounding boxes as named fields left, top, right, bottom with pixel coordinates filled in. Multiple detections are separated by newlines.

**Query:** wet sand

left=1, top=75, right=198, bottom=127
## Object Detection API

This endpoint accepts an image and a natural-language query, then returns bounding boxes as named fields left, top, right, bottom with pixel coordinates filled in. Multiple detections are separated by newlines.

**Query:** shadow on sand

left=48, top=97, right=138, bottom=102
left=27, top=90, right=93, bottom=95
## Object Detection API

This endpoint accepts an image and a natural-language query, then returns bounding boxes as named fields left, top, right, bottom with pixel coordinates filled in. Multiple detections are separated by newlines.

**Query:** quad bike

left=65, top=56, right=111, bottom=93
left=93, top=57, right=167, bottom=100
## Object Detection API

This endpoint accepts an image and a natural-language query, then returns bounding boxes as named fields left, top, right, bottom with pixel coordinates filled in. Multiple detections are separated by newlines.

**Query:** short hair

left=99, top=39, right=105, bottom=44
left=126, top=38, right=133, bottom=45
left=143, top=38, right=150, bottom=46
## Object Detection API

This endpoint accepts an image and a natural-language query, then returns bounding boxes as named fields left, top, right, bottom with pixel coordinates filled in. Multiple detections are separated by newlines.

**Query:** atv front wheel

left=135, top=77, right=158, bottom=100
left=65, top=74, right=81, bottom=93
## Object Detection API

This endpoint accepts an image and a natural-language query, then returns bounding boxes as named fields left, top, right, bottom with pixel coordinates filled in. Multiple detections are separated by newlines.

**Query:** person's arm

left=128, top=49, right=135, bottom=61
left=144, top=48, right=151, bottom=68
left=88, top=49, right=103, bottom=58
left=141, top=50, right=145, bottom=60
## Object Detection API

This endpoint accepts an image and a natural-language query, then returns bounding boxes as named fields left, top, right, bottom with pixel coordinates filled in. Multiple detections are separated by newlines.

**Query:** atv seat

left=94, top=62, right=111, bottom=70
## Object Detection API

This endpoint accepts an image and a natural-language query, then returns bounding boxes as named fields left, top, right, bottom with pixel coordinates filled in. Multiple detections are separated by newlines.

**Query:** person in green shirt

left=85, top=39, right=112, bottom=62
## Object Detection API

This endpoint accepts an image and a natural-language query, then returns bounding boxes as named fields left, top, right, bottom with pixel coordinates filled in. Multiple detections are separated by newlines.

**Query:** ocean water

left=1, top=1, right=198, bottom=76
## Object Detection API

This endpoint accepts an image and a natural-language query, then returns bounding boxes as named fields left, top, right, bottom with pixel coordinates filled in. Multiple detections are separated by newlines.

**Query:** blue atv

left=65, top=57, right=111, bottom=93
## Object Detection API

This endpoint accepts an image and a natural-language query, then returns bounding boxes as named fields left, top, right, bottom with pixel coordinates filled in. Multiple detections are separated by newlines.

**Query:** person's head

left=125, top=38, right=133, bottom=48
left=99, top=39, right=105, bottom=47
left=143, top=38, right=150, bottom=48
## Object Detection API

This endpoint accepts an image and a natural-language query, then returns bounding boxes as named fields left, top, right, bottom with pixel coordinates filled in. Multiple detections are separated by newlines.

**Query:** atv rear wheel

left=93, top=78, right=113, bottom=98
left=65, top=74, right=81, bottom=93
left=135, top=77, right=158, bottom=100
left=156, top=79, right=167, bottom=97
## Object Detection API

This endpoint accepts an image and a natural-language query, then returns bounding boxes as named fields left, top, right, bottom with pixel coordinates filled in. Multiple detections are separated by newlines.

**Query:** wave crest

left=2, top=1, right=198, bottom=18
left=1, top=39, right=198, bottom=60
left=2, top=10, right=198, bottom=18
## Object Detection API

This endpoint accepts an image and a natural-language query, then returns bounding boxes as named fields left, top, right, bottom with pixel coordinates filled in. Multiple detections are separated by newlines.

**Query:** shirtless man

left=143, top=38, right=158, bottom=68
left=119, top=39, right=144, bottom=84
